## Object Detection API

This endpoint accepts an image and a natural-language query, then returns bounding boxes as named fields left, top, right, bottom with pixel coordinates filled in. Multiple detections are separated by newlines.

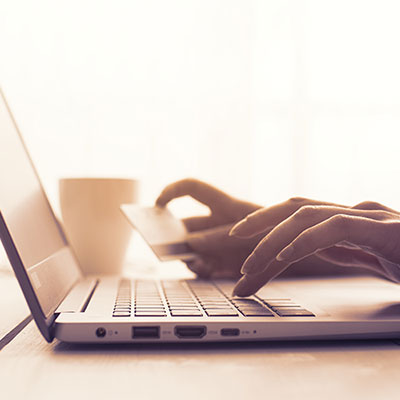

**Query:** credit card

left=121, top=204, right=198, bottom=261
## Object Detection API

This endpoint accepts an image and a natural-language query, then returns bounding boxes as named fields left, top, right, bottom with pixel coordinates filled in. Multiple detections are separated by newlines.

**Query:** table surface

left=1, top=261, right=400, bottom=400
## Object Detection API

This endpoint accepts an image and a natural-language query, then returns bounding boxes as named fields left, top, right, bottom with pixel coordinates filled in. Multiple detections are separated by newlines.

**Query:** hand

left=156, top=178, right=263, bottom=278
left=230, top=199, right=400, bottom=296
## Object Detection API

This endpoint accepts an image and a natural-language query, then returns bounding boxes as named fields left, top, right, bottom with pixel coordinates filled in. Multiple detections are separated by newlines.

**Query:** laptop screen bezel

left=0, top=212, right=56, bottom=341
left=0, top=89, right=82, bottom=342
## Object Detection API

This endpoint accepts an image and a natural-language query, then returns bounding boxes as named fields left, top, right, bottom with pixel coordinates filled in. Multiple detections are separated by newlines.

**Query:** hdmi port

left=175, top=326, right=207, bottom=339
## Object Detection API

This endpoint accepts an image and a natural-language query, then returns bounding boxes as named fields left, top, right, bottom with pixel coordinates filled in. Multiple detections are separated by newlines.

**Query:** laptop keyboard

left=112, top=279, right=133, bottom=317
left=112, top=279, right=315, bottom=318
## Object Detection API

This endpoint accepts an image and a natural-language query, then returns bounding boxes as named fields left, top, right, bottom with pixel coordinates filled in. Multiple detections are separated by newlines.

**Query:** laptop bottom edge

left=54, top=317, right=400, bottom=343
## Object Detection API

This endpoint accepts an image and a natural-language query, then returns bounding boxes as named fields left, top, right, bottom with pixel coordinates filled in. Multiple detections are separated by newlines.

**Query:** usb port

left=132, top=326, right=160, bottom=339
left=220, top=328, right=240, bottom=337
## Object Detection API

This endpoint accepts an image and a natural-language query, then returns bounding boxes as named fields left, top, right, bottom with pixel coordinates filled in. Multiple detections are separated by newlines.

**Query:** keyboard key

left=169, top=306, right=198, bottom=310
left=270, top=305, right=302, bottom=310
left=170, top=311, right=203, bottom=317
left=204, top=310, right=236, bottom=314
left=263, top=301, right=296, bottom=307
left=134, top=312, right=167, bottom=317
left=231, top=298, right=258, bottom=302
left=275, top=309, right=315, bottom=317
left=234, top=305, right=259, bottom=310
left=113, top=280, right=133, bottom=316
left=202, top=305, right=234, bottom=309
left=136, top=300, right=162, bottom=303
left=202, top=299, right=228, bottom=303
left=261, top=298, right=291, bottom=301
left=240, top=310, right=274, bottom=317
left=170, top=310, right=200, bottom=314
left=206, top=310, right=239, bottom=317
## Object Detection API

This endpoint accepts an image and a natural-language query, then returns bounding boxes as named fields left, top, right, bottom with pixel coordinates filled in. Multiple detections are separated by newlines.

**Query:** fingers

left=233, top=216, right=387, bottom=297
left=233, top=260, right=290, bottom=296
left=232, top=246, right=380, bottom=297
left=353, top=201, right=400, bottom=214
left=315, top=246, right=382, bottom=271
left=241, top=206, right=389, bottom=275
left=276, top=215, right=385, bottom=265
left=185, top=256, right=214, bottom=279
left=230, top=198, right=348, bottom=238
left=156, top=178, right=233, bottom=211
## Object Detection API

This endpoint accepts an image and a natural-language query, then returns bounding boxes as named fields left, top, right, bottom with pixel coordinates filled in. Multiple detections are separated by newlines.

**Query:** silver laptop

left=2, top=88, right=400, bottom=343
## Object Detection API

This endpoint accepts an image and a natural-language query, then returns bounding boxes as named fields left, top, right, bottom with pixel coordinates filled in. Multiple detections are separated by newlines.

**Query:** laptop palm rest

left=56, top=278, right=98, bottom=313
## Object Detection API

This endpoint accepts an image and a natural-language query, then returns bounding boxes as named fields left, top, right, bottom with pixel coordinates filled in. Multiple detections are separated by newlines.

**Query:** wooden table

left=1, top=261, right=400, bottom=400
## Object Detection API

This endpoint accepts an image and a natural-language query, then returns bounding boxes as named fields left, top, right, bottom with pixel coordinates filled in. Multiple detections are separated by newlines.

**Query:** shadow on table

left=53, top=338, right=400, bottom=355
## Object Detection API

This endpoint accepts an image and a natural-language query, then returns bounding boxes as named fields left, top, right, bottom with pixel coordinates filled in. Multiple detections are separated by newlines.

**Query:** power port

left=96, top=327, right=106, bottom=338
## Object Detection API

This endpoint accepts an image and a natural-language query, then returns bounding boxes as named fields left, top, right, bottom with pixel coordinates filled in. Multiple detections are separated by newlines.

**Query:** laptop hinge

left=55, top=278, right=98, bottom=313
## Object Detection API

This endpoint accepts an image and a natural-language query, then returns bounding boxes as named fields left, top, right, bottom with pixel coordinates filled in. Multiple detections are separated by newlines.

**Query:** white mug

left=59, top=178, right=138, bottom=275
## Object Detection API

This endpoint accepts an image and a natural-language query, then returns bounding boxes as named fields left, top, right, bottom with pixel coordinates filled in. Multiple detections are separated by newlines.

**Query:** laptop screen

left=0, top=90, right=81, bottom=320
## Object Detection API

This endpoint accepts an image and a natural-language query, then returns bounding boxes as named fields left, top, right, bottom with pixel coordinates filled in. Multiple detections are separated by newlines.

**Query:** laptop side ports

left=96, top=327, right=106, bottom=338
left=220, top=328, right=240, bottom=337
left=174, top=326, right=207, bottom=339
left=132, top=326, right=160, bottom=339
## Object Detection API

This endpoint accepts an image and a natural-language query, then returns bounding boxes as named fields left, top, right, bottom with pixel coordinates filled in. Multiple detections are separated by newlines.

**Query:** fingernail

left=230, top=217, right=250, bottom=236
left=241, top=254, right=258, bottom=274
left=229, top=224, right=243, bottom=237
left=276, top=245, right=294, bottom=261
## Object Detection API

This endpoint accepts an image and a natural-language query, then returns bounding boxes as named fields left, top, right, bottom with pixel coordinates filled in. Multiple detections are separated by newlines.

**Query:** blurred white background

left=1, top=1, right=400, bottom=226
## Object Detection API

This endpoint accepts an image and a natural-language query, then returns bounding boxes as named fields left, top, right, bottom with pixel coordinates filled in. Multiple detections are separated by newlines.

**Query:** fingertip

left=155, top=194, right=167, bottom=207
left=232, top=276, right=255, bottom=297
left=240, top=253, right=266, bottom=275
left=155, top=197, right=163, bottom=207
left=276, top=245, right=294, bottom=261
left=230, top=220, right=265, bottom=239
left=155, top=184, right=175, bottom=206
left=186, top=257, right=209, bottom=277
left=228, top=228, right=252, bottom=238
left=229, top=220, right=247, bottom=236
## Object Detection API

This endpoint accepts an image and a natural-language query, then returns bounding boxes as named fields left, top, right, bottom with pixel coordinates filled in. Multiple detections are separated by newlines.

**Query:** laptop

left=1, top=88, right=400, bottom=343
